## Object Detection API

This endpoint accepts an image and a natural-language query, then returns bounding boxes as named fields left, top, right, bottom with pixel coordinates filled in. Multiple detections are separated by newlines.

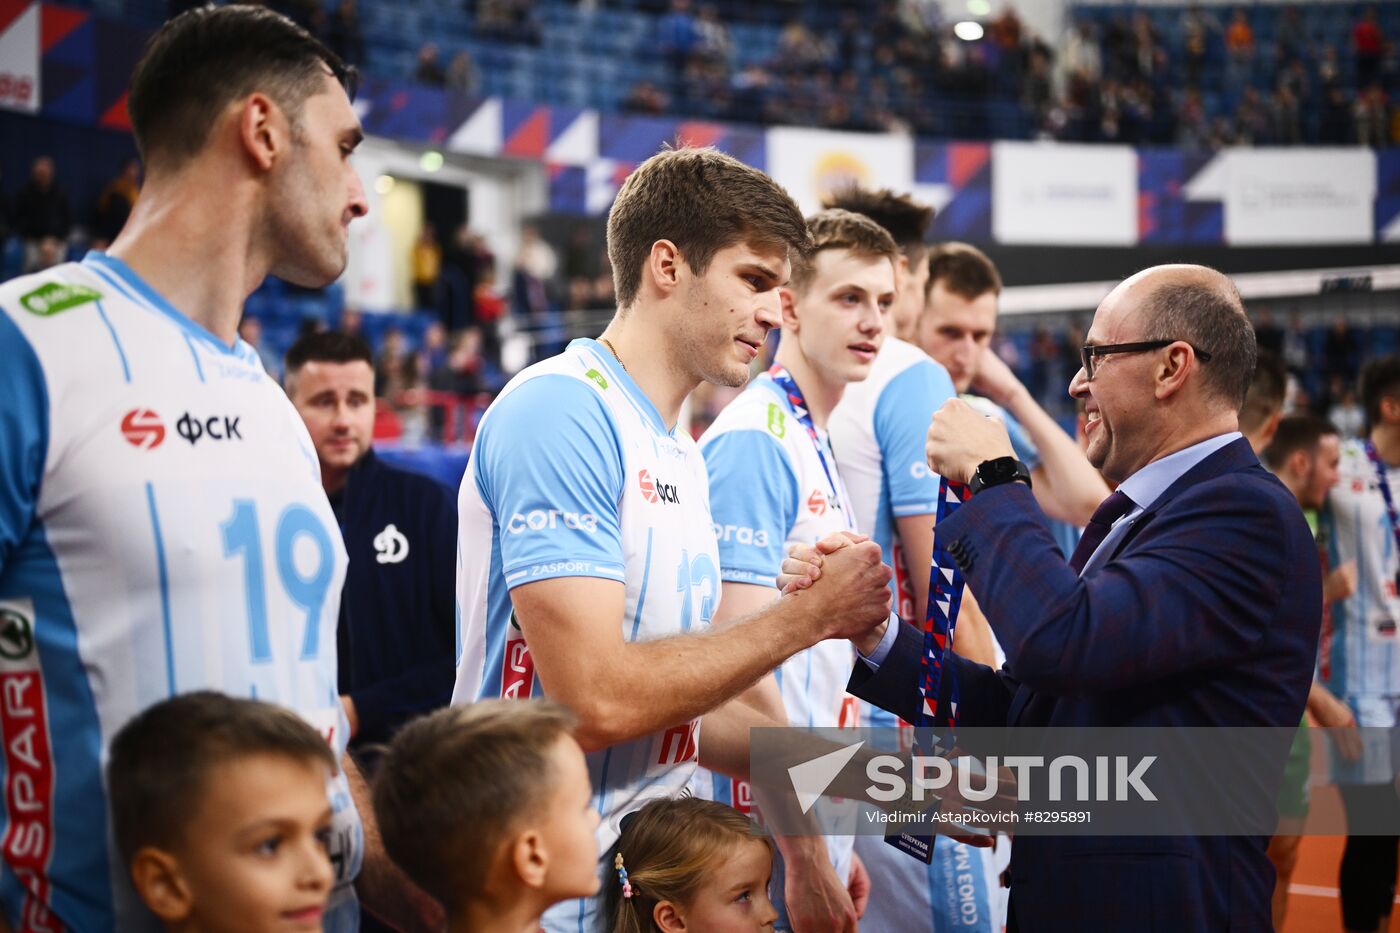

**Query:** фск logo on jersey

left=121, top=409, right=166, bottom=449
left=120, top=409, right=244, bottom=449
left=638, top=469, right=681, bottom=504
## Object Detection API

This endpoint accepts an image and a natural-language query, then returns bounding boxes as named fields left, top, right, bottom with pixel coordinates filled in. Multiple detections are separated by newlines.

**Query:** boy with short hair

left=372, top=699, right=601, bottom=933
left=107, top=691, right=339, bottom=931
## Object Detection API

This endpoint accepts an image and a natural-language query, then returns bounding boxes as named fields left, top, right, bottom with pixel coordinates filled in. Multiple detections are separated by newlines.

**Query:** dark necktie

left=1068, top=490, right=1137, bottom=574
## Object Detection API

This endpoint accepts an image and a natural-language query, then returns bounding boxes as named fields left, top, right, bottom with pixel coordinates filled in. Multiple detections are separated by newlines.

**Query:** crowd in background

left=389, top=0, right=1400, bottom=148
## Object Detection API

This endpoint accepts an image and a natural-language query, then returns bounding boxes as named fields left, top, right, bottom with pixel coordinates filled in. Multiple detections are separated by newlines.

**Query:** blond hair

left=788, top=208, right=899, bottom=295
left=605, top=797, right=773, bottom=933
left=372, top=699, right=576, bottom=913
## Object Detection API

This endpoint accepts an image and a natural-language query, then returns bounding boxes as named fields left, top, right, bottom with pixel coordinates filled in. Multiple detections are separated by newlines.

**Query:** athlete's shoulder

left=483, top=344, right=619, bottom=433
left=703, top=377, right=789, bottom=443
left=0, top=262, right=112, bottom=326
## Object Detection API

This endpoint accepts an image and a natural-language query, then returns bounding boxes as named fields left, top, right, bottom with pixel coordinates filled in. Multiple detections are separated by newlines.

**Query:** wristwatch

left=967, top=457, right=1032, bottom=496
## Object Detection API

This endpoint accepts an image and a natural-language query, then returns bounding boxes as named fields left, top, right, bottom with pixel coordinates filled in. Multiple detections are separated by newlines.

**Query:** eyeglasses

left=1079, top=340, right=1213, bottom=380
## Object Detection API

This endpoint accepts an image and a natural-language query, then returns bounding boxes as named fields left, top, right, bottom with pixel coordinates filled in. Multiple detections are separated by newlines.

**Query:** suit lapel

left=1006, top=439, right=1262, bottom=726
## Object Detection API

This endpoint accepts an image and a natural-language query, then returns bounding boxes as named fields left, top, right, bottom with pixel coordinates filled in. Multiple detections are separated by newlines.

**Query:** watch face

left=981, top=458, right=1017, bottom=483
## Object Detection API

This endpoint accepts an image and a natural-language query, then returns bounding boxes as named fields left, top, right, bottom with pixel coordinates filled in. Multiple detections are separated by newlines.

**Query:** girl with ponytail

left=604, top=797, right=778, bottom=933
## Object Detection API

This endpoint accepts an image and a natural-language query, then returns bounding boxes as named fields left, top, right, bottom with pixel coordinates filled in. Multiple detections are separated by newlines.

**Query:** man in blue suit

left=790, top=265, right=1322, bottom=931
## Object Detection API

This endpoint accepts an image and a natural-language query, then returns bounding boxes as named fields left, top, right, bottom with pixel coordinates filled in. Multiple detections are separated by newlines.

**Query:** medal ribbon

left=918, top=477, right=970, bottom=744
left=1363, top=440, right=1400, bottom=594
left=767, top=365, right=850, bottom=525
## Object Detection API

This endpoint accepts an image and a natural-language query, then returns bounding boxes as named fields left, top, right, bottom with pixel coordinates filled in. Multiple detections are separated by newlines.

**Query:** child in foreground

left=107, top=691, right=338, bottom=932
left=606, top=797, right=778, bottom=933
left=372, top=698, right=600, bottom=933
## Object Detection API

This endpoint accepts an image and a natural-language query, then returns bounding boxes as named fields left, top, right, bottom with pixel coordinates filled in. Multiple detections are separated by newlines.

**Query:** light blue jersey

left=829, top=339, right=1000, bottom=933
left=696, top=373, right=859, bottom=901
left=829, top=339, right=958, bottom=623
left=453, top=339, right=719, bottom=933
left=1323, top=438, right=1400, bottom=723
left=0, top=255, right=359, bottom=931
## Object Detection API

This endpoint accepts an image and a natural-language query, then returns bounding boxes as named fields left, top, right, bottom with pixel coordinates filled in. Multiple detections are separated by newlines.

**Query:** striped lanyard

left=767, top=365, right=849, bottom=524
left=918, top=477, right=971, bottom=745
left=1363, top=440, right=1400, bottom=593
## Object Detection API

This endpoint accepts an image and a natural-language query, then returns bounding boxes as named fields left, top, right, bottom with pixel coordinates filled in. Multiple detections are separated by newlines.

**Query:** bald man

left=798, top=265, right=1321, bottom=931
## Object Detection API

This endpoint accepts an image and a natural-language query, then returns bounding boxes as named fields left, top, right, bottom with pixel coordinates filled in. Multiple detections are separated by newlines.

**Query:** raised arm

left=514, top=557, right=888, bottom=752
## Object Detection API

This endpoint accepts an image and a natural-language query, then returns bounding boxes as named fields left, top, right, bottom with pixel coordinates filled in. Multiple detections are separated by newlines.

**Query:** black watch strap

left=968, top=457, right=1032, bottom=496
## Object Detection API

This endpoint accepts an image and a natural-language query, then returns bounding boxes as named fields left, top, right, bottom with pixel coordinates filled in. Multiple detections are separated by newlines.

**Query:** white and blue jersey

left=696, top=372, right=859, bottom=888
left=828, top=339, right=999, bottom=933
left=829, top=339, right=957, bottom=636
left=0, top=255, right=358, bottom=932
left=1323, top=438, right=1400, bottom=725
left=453, top=339, right=719, bottom=933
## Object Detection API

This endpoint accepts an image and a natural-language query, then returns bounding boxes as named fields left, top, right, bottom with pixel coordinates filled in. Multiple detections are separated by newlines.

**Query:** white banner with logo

left=766, top=127, right=914, bottom=216
left=992, top=141, right=1138, bottom=246
left=0, top=4, right=40, bottom=115
left=1221, top=149, right=1377, bottom=246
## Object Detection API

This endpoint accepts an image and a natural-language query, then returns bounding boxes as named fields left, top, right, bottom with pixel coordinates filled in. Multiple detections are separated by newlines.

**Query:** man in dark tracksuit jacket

left=285, top=331, right=456, bottom=755
left=330, top=447, right=457, bottom=749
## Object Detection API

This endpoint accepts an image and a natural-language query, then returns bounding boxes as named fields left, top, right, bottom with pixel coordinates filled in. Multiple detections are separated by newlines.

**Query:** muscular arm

left=512, top=550, right=889, bottom=752
left=697, top=582, right=790, bottom=777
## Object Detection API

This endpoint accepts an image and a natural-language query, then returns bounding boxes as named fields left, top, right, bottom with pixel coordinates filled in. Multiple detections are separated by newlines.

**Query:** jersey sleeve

left=1003, top=410, right=1043, bottom=472
left=472, top=374, right=626, bottom=587
left=703, top=429, right=797, bottom=587
left=874, top=359, right=956, bottom=517
left=0, top=309, right=48, bottom=569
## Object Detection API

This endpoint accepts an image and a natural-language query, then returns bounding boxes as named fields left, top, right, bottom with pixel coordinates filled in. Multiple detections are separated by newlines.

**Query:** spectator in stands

left=446, top=50, right=478, bottom=96
left=474, top=264, right=506, bottom=362
left=657, top=0, right=698, bottom=68
left=413, top=42, right=447, bottom=87
left=511, top=224, right=556, bottom=322
left=475, top=0, right=538, bottom=45
left=1355, top=5, right=1385, bottom=88
left=1225, top=8, right=1254, bottom=93
left=285, top=332, right=457, bottom=756
left=238, top=315, right=282, bottom=379
left=693, top=4, right=730, bottom=65
left=1330, top=382, right=1366, bottom=439
left=94, top=158, right=141, bottom=248
left=1355, top=83, right=1391, bottom=148
left=1274, top=6, right=1306, bottom=67
left=412, top=223, right=442, bottom=311
left=1324, top=318, right=1361, bottom=403
left=324, top=0, right=365, bottom=67
left=374, top=328, right=416, bottom=400
left=1057, top=20, right=1101, bottom=99
left=1180, top=3, right=1219, bottom=89
left=622, top=81, right=669, bottom=115
left=1320, top=85, right=1355, bottom=144
left=14, top=156, right=71, bottom=273
left=340, top=306, right=363, bottom=338
left=1271, top=82, right=1303, bottom=145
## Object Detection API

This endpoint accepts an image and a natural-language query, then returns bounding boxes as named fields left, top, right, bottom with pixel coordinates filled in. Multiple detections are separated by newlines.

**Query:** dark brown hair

left=788, top=208, right=898, bottom=294
left=1263, top=413, right=1340, bottom=471
left=128, top=4, right=354, bottom=170
left=107, top=691, right=335, bottom=863
left=371, top=700, right=577, bottom=913
left=821, top=186, right=934, bottom=259
left=926, top=241, right=1002, bottom=301
left=606, top=147, right=811, bottom=308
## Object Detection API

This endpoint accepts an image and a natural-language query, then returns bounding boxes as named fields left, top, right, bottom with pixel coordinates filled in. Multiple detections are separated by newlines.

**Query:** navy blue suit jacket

left=848, top=438, right=1321, bottom=932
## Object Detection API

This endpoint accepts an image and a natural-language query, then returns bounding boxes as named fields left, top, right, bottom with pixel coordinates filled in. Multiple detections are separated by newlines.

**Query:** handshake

left=779, top=532, right=895, bottom=656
